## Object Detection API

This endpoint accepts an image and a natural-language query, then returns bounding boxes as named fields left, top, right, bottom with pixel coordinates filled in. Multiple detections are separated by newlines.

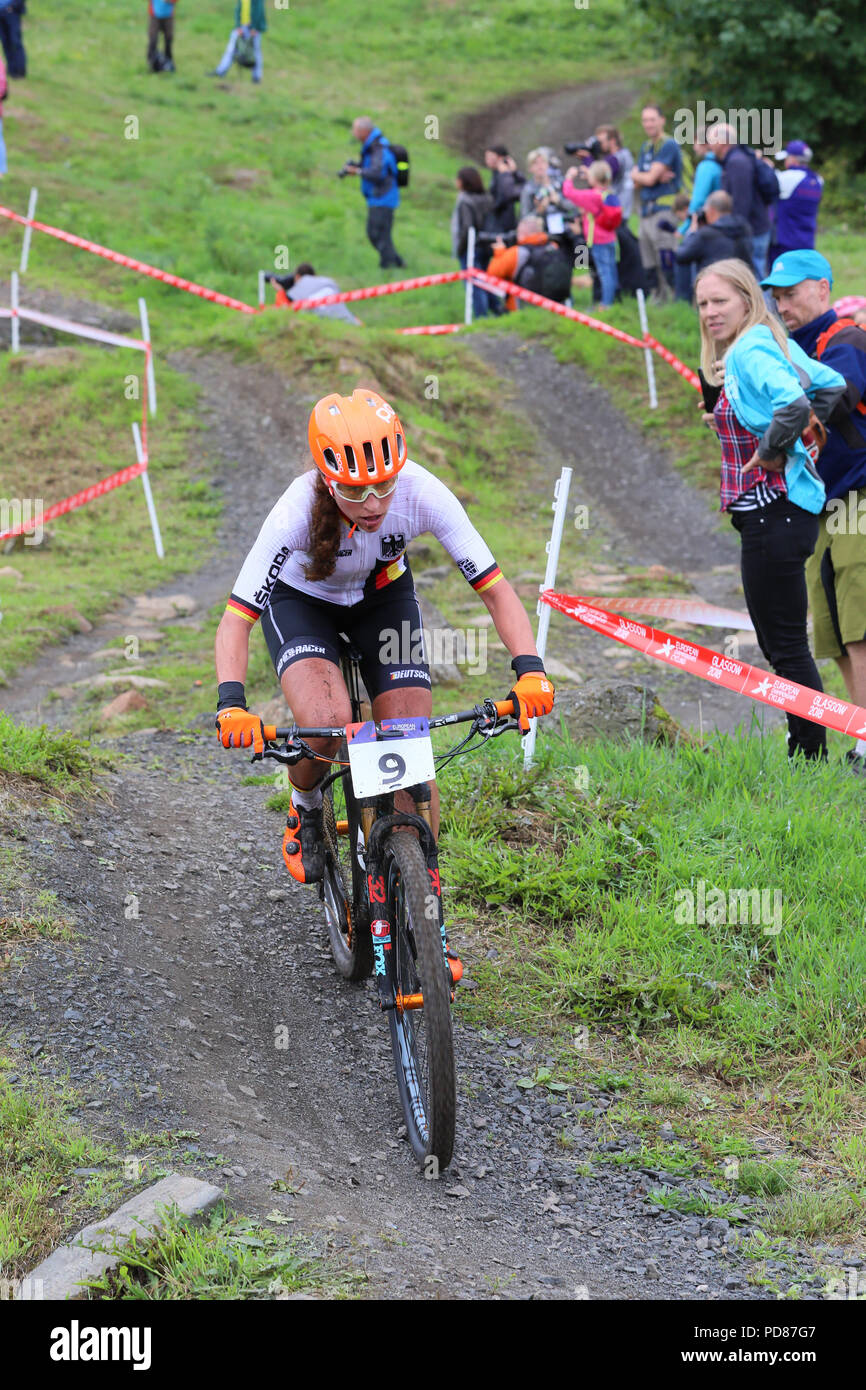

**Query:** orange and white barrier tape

left=542, top=591, right=866, bottom=739
left=286, top=269, right=467, bottom=312
left=0, top=295, right=161, bottom=554
left=469, top=267, right=646, bottom=348
left=395, top=322, right=463, bottom=336
left=0, top=203, right=258, bottom=314
left=642, top=333, right=701, bottom=392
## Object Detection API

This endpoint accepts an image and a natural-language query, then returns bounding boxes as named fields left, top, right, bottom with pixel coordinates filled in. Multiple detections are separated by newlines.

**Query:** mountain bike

left=252, top=639, right=521, bottom=1172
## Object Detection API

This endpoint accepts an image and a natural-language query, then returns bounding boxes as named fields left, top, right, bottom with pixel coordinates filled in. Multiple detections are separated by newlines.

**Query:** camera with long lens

left=337, top=162, right=359, bottom=179
left=476, top=230, right=516, bottom=245
left=564, top=137, right=602, bottom=161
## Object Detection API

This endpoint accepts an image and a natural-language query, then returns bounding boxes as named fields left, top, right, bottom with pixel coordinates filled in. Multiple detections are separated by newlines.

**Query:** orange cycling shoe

left=282, top=799, right=326, bottom=885
left=446, top=948, right=464, bottom=987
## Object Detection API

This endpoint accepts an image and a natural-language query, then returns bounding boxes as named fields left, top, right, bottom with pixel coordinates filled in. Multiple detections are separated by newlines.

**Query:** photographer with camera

left=519, top=148, right=576, bottom=237
left=486, top=215, right=573, bottom=311
left=265, top=264, right=362, bottom=325
left=483, top=145, right=526, bottom=236
left=340, top=116, right=405, bottom=271
left=563, top=160, right=621, bottom=308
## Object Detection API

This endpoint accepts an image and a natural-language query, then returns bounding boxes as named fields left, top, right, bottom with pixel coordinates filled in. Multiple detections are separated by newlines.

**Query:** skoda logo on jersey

left=380, top=533, right=406, bottom=560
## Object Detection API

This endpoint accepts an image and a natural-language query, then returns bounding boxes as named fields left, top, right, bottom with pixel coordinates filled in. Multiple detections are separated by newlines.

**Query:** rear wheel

left=321, top=742, right=372, bottom=981
left=384, top=834, right=455, bottom=1171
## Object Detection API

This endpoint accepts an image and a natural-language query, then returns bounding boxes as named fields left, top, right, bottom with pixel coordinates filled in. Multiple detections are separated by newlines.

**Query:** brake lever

left=256, top=741, right=306, bottom=766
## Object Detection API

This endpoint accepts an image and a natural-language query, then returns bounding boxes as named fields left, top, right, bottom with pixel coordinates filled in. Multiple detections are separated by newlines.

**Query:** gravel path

left=3, top=736, right=824, bottom=1300
left=0, top=228, right=811, bottom=1298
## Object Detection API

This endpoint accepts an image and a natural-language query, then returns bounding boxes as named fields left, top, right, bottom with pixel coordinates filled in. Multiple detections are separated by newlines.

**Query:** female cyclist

left=695, top=258, right=845, bottom=759
left=214, top=388, right=555, bottom=883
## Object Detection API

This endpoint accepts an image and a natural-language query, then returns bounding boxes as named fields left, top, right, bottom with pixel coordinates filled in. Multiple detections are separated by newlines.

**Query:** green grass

left=82, top=1203, right=363, bottom=1301
left=441, top=727, right=866, bottom=1237
left=0, top=1, right=649, bottom=328
left=0, top=1060, right=116, bottom=1279
left=0, top=712, right=101, bottom=794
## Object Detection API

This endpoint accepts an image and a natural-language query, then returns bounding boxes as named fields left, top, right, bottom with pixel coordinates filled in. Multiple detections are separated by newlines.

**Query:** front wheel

left=384, top=834, right=456, bottom=1171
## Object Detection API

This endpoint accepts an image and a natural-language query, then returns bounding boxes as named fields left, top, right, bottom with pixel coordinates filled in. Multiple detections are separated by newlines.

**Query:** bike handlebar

left=260, top=699, right=516, bottom=744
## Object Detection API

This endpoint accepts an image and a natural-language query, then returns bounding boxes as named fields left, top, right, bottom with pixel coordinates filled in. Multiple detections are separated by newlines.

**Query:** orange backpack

left=815, top=317, right=866, bottom=418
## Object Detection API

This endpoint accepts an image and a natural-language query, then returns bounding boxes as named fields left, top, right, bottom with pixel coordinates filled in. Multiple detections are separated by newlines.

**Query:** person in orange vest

left=487, top=216, right=572, bottom=311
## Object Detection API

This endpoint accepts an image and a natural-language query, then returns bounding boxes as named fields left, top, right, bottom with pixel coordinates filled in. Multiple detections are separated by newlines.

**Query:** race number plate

left=346, top=718, right=435, bottom=798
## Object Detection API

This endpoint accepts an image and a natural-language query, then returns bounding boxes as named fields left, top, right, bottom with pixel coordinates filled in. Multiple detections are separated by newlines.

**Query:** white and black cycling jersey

left=226, top=460, right=503, bottom=622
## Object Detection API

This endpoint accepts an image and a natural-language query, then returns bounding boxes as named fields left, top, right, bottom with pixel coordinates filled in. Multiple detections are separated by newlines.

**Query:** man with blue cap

left=763, top=249, right=866, bottom=773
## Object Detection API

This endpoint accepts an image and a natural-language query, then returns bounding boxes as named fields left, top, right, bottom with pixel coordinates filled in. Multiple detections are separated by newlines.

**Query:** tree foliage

left=635, top=0, right=866, bottom=168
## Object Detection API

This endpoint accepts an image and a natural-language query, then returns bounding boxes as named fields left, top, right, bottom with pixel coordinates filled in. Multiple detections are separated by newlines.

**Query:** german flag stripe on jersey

left=374, top=554, right=407, bottom=590
left=469, top=562, right=503, bottom=594
left=226, top=595, right=261, bottom=625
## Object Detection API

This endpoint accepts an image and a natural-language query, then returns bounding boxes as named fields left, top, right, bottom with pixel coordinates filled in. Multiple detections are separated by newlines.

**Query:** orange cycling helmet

left=308, top=389, right=407, bottom=487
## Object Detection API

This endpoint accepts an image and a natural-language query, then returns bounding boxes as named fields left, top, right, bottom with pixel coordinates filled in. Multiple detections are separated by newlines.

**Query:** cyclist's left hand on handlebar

left=509, top=671, right=555, bottom=732
left=216, top=707, right=265, bottom=756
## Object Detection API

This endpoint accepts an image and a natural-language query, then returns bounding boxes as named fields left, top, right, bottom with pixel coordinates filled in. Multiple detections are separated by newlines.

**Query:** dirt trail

left=1, top=319, right=807, bottom=1299
left=0, top=83, right=809, bottom=1293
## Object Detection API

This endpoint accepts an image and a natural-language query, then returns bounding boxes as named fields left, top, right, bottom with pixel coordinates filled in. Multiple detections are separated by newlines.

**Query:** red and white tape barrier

left=0, top=203, right=258, bottom=314
left=395, top=323, right=463, bottom=336
left=286, top=269, right=467, bottom=312
left=642, top=333, right=701, bottom=392
left=0, top=293, right=161, bottom=553
left=0, top=301, right=147, bottom=352
left=469, top=267, right=646, bottom=347
left=542, top=591, right=866, bottom=739
left=579, top=596, right=753, bottom=630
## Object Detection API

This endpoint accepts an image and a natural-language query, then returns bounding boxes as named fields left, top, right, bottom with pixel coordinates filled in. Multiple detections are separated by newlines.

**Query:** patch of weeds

left=83, top=1203, right=363, bottom=1300
left=761, top=1188, right=862, bottom=1241
left=732, top=1158, right=799, bottom=1198
left=514, top=1065, right=571, bottom=1095
left=647, top=1189, right=745, bottom=1221
left=643, top=1077, right=691, bottom=1108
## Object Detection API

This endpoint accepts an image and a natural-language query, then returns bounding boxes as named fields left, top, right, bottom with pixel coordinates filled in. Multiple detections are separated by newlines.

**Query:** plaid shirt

left=714, top=389, right=787, bottom=512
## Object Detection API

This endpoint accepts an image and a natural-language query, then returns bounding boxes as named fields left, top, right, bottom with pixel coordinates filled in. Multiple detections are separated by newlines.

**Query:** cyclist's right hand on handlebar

left=216, top=707, right=265, bottom=756
left=508, top=661, right=555, bottom=733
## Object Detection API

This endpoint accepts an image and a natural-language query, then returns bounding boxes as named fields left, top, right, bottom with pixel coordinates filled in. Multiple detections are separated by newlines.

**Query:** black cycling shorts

left=261, top=573, right=431, bottom=698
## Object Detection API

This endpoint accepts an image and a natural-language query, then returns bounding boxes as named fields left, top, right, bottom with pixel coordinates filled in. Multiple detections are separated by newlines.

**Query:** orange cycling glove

left=509, top=657, right=555, bottom=732
left=215, top=683, right=265, bottom=756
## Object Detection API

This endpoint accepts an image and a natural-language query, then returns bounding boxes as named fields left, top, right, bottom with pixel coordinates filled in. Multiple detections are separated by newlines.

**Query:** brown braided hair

left=304, top=472, right=345, bottom=582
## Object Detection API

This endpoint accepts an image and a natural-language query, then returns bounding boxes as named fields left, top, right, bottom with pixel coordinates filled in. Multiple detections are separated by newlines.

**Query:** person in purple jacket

left=771, top=141, right=824, bottom=262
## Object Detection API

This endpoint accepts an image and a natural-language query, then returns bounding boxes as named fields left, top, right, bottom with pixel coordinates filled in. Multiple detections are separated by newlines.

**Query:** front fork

left=360, top=785, right=448, bottom=1012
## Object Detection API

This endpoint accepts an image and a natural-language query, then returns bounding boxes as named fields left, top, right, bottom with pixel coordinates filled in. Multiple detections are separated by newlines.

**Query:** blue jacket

left=724, top=325, right=845, bottom=513
left=792, top=309, right=866, bottom=500
left=360, top=127, right=399, bottom=209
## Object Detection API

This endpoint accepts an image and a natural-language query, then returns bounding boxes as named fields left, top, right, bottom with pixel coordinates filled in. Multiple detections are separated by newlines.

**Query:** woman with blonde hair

left=696, top=257, right=845, bottom=759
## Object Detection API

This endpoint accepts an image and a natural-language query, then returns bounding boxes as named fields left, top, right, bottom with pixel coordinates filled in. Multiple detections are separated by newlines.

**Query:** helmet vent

left=363, top=441, right=376, bottom=474
left=395, top=432, right=406, bottom=462
left=322, top=447, right=339, bottom=473
left=344, top=444, right=359, bottom=476
left=328, top=404, right=340, bottom=416
left=381, top=436, right=392, bottom=470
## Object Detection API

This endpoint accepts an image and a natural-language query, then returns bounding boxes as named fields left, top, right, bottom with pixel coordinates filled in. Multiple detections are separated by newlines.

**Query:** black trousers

left=366, top=205, right=403, bottom=268
left=0, top=10, right=26, bottom=77
left=731, top=496, right=826, bottom=758
left=147, top=14, right=174, bottom=68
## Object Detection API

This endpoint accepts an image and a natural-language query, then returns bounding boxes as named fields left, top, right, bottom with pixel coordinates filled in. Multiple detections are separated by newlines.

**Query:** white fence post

left=258, top=269, right=266, bottom=309
left=132, top=423, right=165, bottom=559
left=464, top=225, right=476, bottom=327
left=523, top=465, right=572, bottom=770
left=10, top=272, right=19, bottom=353
left=20, top=187, right=38, bottom=274
left=138, top=298, right=157, bottom=417
left=636, top=288, right=658, bottom=410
